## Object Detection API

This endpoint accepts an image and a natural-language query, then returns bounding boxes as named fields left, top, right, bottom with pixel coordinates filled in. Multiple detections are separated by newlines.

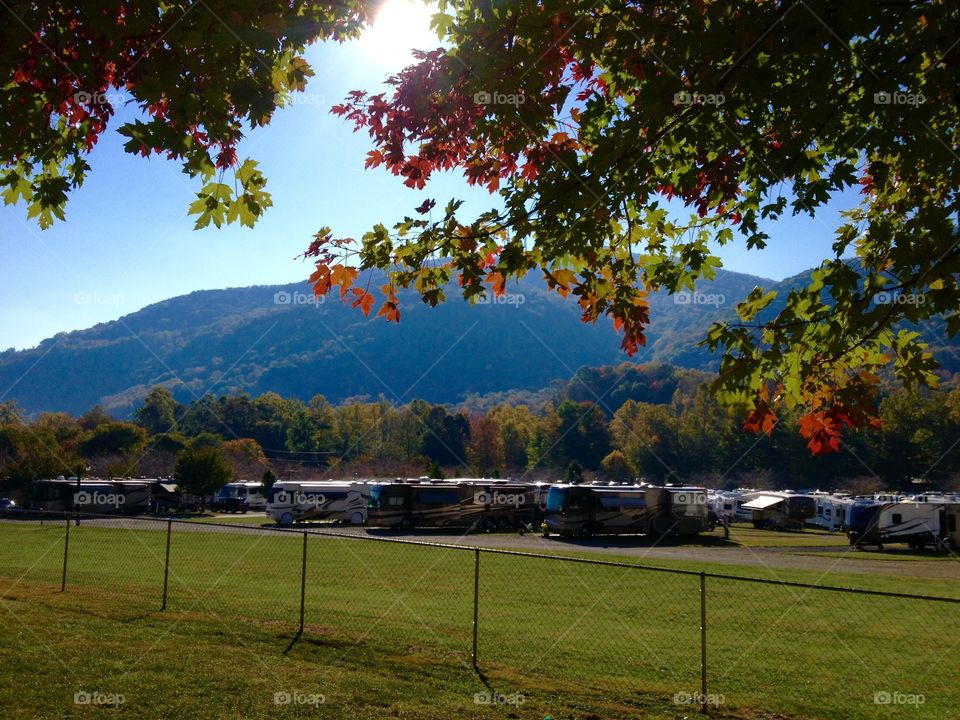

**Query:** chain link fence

left=0, top=511, right=957, bottom=718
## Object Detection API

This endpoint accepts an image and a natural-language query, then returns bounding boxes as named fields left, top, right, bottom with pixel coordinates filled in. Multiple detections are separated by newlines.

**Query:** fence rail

left=1, top=510, right=957, bottom=719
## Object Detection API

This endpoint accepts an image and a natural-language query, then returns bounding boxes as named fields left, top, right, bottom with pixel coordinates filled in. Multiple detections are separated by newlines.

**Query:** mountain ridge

left=3, top=265, right=954, bottom=417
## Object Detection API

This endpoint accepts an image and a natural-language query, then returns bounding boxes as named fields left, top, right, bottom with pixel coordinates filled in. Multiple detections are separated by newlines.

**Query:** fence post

left=700, top=571, right=708, bottom=714
left=60, top=513, right=70, bottom=592
left=161, top=520, right=172, bottom=610
left=471, top=548, right=480, bottom=670
left=299, top=532, right=308, bottom=635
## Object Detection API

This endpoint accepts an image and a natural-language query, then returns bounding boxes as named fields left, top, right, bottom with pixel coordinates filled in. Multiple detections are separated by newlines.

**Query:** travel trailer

left=742, top=493, right=816, bottom=530
left=808, top=492, right=854, bottom=531
left=847, top=501, right=954, bottom=550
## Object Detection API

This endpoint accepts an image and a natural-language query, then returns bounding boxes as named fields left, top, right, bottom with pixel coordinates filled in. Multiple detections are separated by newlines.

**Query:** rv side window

left=825, top=508, right=831, bottom=517
left=949, top=515, right=957, bottom=532
left=892, top=513, right=902, bottom=524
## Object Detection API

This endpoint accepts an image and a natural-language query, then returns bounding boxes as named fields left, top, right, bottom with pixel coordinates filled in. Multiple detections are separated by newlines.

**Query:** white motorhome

left=213, top=481, right=268, bottom=510
left=267, top=481, right=371, bottom=526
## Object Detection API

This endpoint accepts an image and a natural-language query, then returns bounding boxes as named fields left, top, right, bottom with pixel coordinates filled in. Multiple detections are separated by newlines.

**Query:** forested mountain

left=1, top=266, right=957, bottom=417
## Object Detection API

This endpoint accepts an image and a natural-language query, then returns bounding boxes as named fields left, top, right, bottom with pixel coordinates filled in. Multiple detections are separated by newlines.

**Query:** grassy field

left=0, top=520, right=956, bottom=719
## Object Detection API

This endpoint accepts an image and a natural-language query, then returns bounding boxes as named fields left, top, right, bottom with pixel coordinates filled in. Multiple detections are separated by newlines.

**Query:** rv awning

left=742, top=495, right=784, bottom=510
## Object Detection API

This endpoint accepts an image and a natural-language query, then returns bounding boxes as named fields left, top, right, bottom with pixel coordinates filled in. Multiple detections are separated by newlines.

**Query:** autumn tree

left=467, top=413, right=501, bottom=476
left=8, top=2, right=957, bottom=455
left=305, top=1, right=959, bottom=456
left=174, top=446, right=232, bottom=508
left=1, top=1, right=370, bottom=228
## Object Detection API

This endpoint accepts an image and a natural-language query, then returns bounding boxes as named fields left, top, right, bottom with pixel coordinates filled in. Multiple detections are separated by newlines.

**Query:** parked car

left=0, top=498, right=20, bottom=517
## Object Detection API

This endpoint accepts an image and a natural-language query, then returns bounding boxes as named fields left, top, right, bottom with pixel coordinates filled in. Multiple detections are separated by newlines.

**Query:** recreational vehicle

left=29, top=477, right=181, bottom=514
left=212, top=481, right=268, bottom=512
left=366, top=478, right=544, bottom=530
left=742, top=493, right=816, bottom=530
left=266, top=481, right=371, bottom=526
left=808, top=492, right=854, bottom=531
left=542, top=484, right=712, bottom=538
left=847, top=501, right=954, bottom=549
left=665, top=487, right=714, bottom=534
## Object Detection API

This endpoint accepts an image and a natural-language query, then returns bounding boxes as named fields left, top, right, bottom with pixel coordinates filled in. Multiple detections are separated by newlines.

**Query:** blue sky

left=0, top=2, right=855, bottom=351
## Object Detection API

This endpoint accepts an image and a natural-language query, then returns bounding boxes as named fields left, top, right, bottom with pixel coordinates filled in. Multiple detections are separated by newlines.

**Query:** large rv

left=366, top=479, right=545, bottom=530
left=847, top=501, right=957, bottom=550
left=212, top=482, right=268, bottom=512
left=542, top=484, right=712, bottom=538
left=742, top=493, right=816, bottom=530
left=30, top=477, right=181, bottom=514
left=266, top=481, right=371, bottom=526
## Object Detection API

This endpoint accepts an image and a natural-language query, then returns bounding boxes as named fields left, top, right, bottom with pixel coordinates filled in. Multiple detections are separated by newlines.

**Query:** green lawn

left=0, top=521, right=956, bottom=719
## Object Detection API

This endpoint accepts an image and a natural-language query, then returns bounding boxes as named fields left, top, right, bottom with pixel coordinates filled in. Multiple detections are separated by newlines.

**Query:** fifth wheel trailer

left=847, top=501, right=959, bottom=550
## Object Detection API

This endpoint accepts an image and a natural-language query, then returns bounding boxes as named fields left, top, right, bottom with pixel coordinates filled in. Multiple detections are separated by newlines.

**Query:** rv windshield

left=368, top=486, right=385, bottom=510
left=545, top=487, right=568, bottom=513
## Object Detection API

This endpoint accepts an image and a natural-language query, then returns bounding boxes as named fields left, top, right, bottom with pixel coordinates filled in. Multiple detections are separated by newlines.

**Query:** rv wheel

left=350, top=512, right=363, bottom=525
left=399, top=518, right=415, bottom=532
left=580, top=524, right=592, bottom=538
left=278, top=512, right=294, bottom=527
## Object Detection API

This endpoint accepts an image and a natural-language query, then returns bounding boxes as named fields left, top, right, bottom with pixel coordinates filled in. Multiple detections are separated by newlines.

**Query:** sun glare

left=360, top=0, right=438, bottom=67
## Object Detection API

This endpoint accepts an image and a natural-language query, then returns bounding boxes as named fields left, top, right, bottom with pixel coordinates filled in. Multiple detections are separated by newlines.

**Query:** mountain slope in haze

left=6, top=265, right=956, bottom=418
left=0, top=270, right=765, bottom=416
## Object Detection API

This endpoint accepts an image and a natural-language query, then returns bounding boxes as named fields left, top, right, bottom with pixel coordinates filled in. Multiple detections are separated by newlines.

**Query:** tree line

left=1, top=363, right=958, bottom=496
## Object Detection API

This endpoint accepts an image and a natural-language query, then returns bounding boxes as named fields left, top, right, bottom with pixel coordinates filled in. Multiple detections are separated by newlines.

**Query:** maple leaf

left=414, top=198, right=436, bottom=214
left=486, top=271, right=506, bottom=296
left=330, top=264, right=359, bottom=299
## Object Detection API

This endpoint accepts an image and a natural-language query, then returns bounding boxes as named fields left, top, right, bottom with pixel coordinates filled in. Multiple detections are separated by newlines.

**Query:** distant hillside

left=2, top=266, right=955, bottom=417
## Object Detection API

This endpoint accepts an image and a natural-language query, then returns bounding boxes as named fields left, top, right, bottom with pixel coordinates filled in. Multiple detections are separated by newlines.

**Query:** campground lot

left=0, top=517, right=957, bottom=719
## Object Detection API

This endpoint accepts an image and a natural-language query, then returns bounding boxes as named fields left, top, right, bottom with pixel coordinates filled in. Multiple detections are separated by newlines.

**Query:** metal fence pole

left=299, top=532, right=308, bottom=635
left=60, top=513, right=70, bottom=592
left=161, top=520, right=172, bottom=610
left=472, top=548, right=480, bottom=670
left=700, top=571, right=708, bottom=714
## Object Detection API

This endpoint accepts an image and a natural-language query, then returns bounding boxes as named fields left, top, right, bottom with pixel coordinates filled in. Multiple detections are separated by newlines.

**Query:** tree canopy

left=4, top=1, right=958, bottom=453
